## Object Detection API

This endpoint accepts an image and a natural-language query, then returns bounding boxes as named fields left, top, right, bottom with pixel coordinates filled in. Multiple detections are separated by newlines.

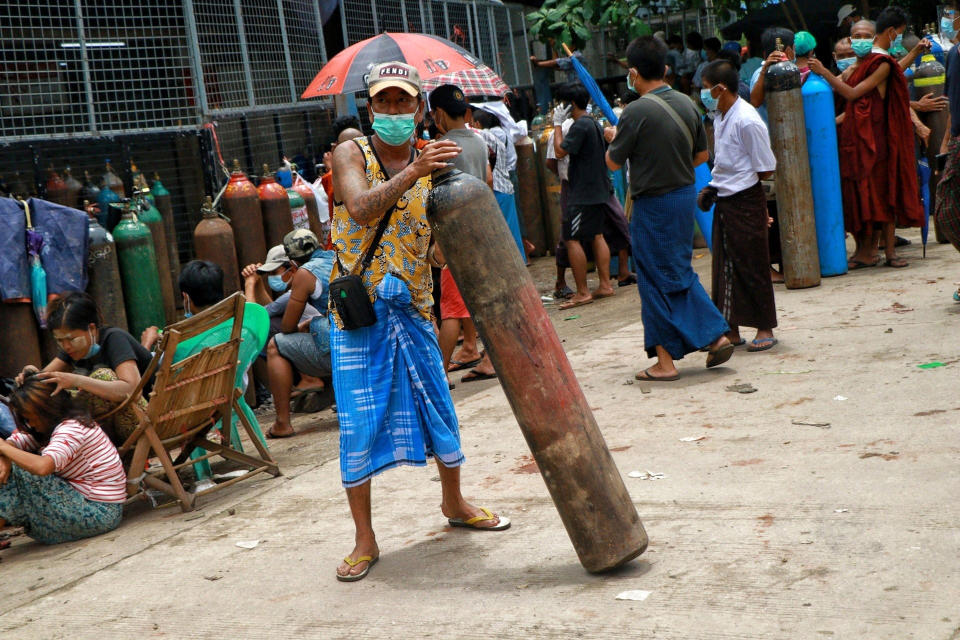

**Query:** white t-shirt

left=545, top=118, right=574, bottom=182
left=709, top=98, right=777, bottom=197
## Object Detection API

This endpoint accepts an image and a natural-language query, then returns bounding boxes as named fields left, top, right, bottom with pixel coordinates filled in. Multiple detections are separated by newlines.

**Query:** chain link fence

left=1, top=0, right=332, bottom=142
left=1, top=0, right=535, bottom=264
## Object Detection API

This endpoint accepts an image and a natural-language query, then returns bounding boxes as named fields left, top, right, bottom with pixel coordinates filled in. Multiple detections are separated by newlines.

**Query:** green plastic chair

left=171, top=301, right=270, bottom=481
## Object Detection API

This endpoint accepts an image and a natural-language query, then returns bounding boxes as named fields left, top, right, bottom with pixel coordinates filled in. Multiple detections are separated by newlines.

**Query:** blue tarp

left=0, top=198, right=29, bottom=301
left=29, top=198, right=89, bottom=295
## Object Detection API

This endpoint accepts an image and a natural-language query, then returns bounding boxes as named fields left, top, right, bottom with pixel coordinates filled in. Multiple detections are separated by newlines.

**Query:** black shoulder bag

left=328, top=137, right=407, bottom=330
left=328, top=203, right=395, bottom=330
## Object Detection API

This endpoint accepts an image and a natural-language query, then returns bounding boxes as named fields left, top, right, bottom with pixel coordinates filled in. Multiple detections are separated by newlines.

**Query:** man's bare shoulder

left=332, top=138, right=365, bottom=173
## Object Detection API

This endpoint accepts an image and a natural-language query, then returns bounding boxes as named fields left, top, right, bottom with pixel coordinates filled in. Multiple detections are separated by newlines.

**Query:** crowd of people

left=4, top=2, right=960, bottom=585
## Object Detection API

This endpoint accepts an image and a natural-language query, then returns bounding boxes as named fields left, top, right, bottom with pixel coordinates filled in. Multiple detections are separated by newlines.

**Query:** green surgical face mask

left=371, top=111, right=418, bottom=146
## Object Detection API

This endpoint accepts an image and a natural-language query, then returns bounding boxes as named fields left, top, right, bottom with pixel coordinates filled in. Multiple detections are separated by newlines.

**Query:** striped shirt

left=7, top=420, right=126, bottom=503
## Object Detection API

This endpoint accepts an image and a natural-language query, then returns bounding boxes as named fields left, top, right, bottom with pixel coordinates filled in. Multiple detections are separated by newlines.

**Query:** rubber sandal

left=290, top=385, right=325, bottom=399
left=559, top=297, right=594, bottom=310
left=552, top=286, right=575, bottom=300
left=706, top=342, right=735, bottom=368
left=747, top=337, right=778, bottom=352
left=885, top=257, right=908, bottom=268
left=617, top=274, right=637, bottom=287
left=336, top=555, right=379, bottom=582
left=591, top=290, right=616, bottom=300
left=461, top=369, right=497, bottom=383
left=448, top=507, right=511, bottom=531
left=699, top=338, right=745, bottom=352
left=953, top=290, right=960, bottom=303
left=447, top=357, right=482, bottom=372
left=266, top=429, right=295, bottom=439
left=848, top=256, right=881, bottom=270
left=634, top=367, right=679, bottom=381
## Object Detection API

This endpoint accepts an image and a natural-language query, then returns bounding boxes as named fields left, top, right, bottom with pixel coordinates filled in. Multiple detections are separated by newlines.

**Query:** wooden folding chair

left=111, top=293, right=281, bottom=511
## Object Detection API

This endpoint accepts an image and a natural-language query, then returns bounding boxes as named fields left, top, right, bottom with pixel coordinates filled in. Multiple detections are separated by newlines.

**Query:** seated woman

left=0, top=374, right=126, bottom=544
left=17, top=293, right=153, bottom=446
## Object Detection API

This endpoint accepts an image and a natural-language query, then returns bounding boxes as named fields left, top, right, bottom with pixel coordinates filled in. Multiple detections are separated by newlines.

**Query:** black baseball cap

left=429, top=84, right=470, bottom=118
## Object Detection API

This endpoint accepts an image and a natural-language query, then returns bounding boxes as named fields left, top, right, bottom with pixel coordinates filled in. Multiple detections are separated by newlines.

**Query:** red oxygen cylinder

left=0, top=303, right=42, bottom=378
left=222, top=160, right=268, bottom=267
left=194, top=196, right=241, bottom=294
left=45, top=167, right=70, bottom=206
left=258, top=165, right=293, bottom=250
left=63, top=168, right=83, bottom=209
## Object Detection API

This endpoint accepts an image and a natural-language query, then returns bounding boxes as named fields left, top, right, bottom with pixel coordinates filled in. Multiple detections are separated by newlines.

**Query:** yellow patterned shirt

left=330, top=137, right=433, bottom=327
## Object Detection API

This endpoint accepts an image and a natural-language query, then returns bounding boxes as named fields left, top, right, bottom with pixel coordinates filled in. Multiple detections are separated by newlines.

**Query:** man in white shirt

left=698, top=60, right=779, bottom=353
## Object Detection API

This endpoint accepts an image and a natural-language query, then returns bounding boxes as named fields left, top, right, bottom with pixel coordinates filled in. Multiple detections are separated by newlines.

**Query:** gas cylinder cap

left=232, top=159, right=242, bottom=172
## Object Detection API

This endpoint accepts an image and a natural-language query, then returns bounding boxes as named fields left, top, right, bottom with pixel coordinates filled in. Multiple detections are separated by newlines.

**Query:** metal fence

left=1, top=0, right=533, bottom=262
left=0, top=0, right=331, bottom=143
left=339, top=0, right=533, bottom=89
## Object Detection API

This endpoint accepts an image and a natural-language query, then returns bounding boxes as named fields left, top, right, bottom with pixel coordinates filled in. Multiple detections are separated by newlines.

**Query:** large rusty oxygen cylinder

left=0, top=303, right=42, bottom=378
left=194, top=196, right=241, bottom=294
left=45, top=167, right=70, bottom=206
left=222, top=160, right=267, bottom=270
left=515, top=137, right=546, bottom=257
left=258, top=165, right=294, bottom=249
left=292, top=170, right=323, bottom=237
left=63, top=168, right=82, bottom=209
left=914, top=53, right=950, bottom=243
left=150, top=174, right=181, bottom=302
left=113, top=203, right=165, bottom=338
left=764, top=47, right=821, bottom=289
left=428, top=167, right=648, bottom=573
left=537, top=127, right=564, bottom=254
left=135, top=188, right=176, bottom=324
left=84, top=202, right=128, bottom=331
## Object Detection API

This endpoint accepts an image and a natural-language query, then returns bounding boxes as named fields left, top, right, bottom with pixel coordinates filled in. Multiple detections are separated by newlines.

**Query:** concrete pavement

left=2, top=230, right=959, bottom=639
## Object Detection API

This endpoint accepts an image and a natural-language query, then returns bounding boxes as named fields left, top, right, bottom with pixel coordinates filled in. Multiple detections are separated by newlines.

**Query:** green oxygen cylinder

left=150, top=173, right=181, bottom=302
left=113, top=202, right=166, bottom=337
left=135, top=188, right=176, bottom=324
left=286, top=186, right=310, bottom=231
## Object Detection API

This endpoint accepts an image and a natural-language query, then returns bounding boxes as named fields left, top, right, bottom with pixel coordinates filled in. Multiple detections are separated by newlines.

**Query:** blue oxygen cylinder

left=693, top=162, right=715, bottom=251
left=801, top=73, right=847, bottom=277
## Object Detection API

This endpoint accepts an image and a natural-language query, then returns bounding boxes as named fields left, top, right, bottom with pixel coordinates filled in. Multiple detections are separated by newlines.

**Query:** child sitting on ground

left=0, top=373, right=126, bottom=545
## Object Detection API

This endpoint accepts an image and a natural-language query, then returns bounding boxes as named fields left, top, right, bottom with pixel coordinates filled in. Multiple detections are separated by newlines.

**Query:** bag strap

left=336, top=136, right=414, bottom=276
left=641, top=91, right=695, bottom=156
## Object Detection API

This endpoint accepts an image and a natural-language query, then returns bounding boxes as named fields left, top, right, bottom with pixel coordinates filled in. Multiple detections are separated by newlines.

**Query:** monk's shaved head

left=851, top=19, right=876, bottom=38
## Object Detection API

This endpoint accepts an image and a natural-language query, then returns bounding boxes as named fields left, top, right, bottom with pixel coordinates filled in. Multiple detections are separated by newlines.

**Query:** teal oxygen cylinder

left=801, top=73, right=847, bottom=276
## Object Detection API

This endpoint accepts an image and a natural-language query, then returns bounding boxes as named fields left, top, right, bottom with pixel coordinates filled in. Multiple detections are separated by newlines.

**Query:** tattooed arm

left=331, top=139, right=461, bottom=226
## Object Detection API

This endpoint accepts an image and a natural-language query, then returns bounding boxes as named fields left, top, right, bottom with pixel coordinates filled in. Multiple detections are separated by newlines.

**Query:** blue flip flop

left=747, top=337, right=778, bottom=352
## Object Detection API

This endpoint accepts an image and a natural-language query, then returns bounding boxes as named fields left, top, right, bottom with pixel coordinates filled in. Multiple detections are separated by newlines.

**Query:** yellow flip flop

left=336, top=554, right=378, bottom=582
left=448, top=507, right=511, bottom=531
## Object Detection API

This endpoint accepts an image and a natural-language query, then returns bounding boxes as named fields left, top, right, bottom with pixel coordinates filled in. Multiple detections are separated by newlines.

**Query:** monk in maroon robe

left=810, top=14, right=927, bottom=269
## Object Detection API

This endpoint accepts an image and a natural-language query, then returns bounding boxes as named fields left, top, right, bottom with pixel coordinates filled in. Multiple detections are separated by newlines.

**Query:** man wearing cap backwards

left=240, top=241, right=331, bottom=436
left=330, top=62, right=509, bottom=582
